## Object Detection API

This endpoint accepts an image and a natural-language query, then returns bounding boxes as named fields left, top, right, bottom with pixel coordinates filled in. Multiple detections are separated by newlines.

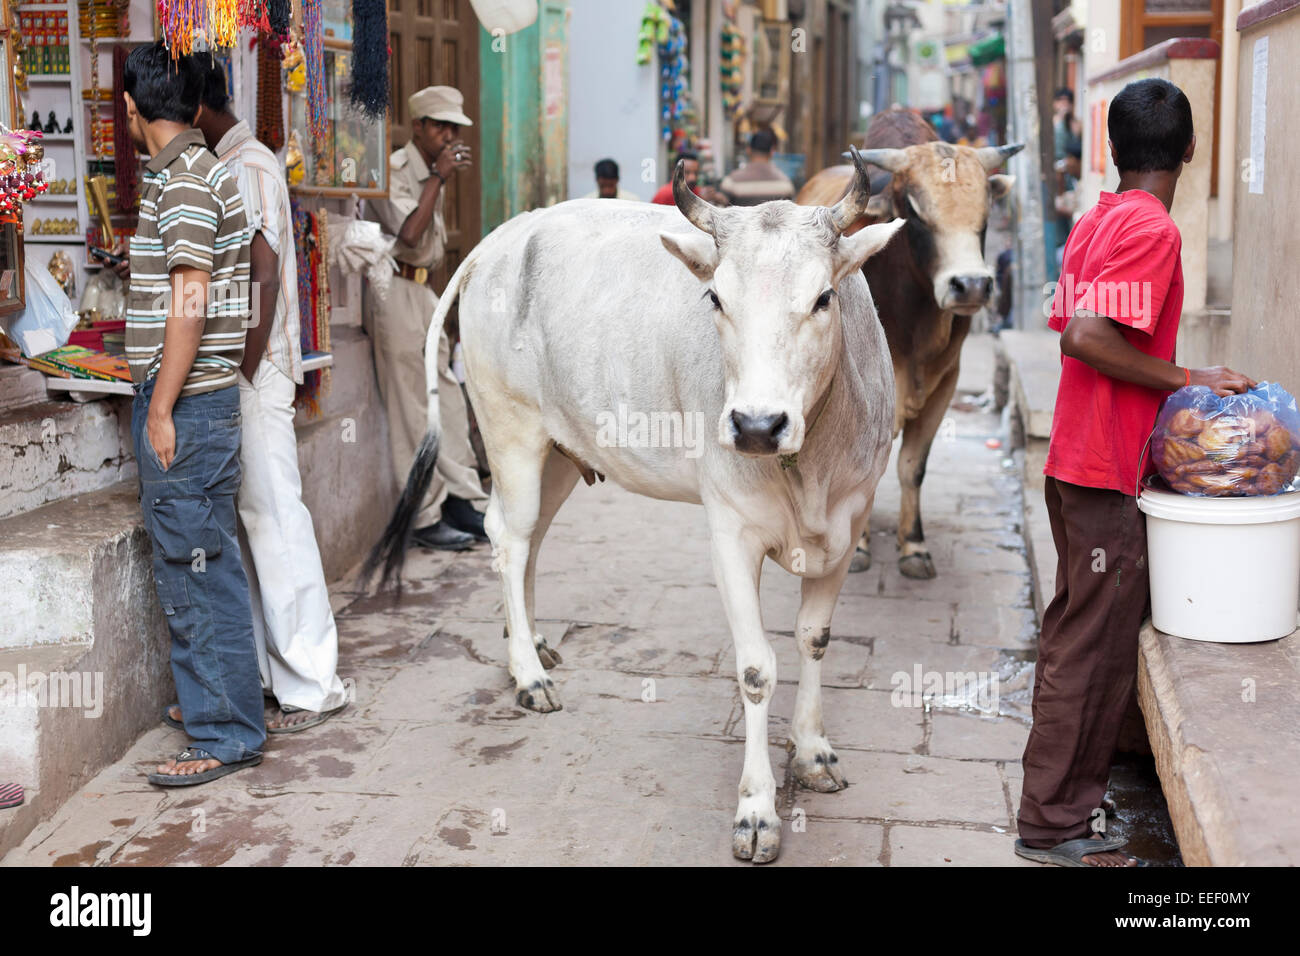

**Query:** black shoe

left=411, top=521, right=476, bottom=551
left=442, top=495, right=487, bottom=540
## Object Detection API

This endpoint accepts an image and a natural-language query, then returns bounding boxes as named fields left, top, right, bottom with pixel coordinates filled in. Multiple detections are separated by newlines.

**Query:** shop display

left=1153, top=383, right=1300, bottom=497
left=256, top=36, right=285, bottom=150
left=291, top=197, right=331, bottom=414
left=47, top=249, right=75, bottom=296
left=0, top=125, right=48, bottom=213
left=720, top=18, right=744, bottom=117
left=111, top=43, right=135, bottom=212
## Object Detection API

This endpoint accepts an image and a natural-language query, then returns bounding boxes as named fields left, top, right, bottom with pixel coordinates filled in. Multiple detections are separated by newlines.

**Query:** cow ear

left=865, top=193, right=893, bottom=221
left=833, top=218, right=905, bottom=284
left=988, top=174, right=1015, bottom=200
left=660, top=230, right=718, bottom=280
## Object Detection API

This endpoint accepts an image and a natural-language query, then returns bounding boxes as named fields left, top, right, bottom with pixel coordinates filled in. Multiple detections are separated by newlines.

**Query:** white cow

left=367, top=154, right=905, bottom=863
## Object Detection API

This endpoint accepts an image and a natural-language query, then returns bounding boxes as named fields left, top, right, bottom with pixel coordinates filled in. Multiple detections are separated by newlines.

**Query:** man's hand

left=110, top=240, right=131, bottom=280
left=1189, top=365, right=1256, bottom=397
left=434, top=139, right=472, bottom=180
left=146, top=406, right=176, bottom=471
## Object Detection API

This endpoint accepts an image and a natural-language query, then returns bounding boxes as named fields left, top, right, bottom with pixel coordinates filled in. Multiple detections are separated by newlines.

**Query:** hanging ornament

left=268, top=0, right=291, bottom=37
left=303, top=0, right=327, bottom=144
left=0, top=125, right=50, bottom=212
left=256, top=37, right=285, bottom=150
left=112, top=44, right=138, bottom=213
left=350, top=0, right=389, bottom=121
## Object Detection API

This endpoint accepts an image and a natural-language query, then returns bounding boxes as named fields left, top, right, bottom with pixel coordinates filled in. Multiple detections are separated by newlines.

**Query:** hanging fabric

left=349, top=0, right=389, bottom=121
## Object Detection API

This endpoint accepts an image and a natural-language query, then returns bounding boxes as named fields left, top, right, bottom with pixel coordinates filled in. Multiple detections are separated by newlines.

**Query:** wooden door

left=387, top=0, right=483, bottom=293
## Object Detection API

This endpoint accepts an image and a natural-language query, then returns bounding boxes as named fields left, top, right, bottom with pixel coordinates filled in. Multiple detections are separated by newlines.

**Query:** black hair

left=594, top=158, right=619, bottom=180
left=196, top=53, right=231, bottom=112
left=1054, top=87, right=1074, bottom=104
left=676, top=150, right=698, bottom=163
left=123, top=42, right=202, bottom=124
left=1108, top=77, right=1193, bottom=173
left=749, top=129, right=776, bottom=153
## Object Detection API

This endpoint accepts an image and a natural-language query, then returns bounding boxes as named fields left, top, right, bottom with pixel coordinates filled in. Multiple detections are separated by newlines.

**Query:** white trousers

left=236, top=362, right=348, bottom=713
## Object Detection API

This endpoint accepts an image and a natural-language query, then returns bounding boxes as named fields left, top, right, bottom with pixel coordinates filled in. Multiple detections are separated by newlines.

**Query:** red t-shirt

left=651, top=182, right=699, bottom=204
left=1044, top=189, right=1184, bottom=495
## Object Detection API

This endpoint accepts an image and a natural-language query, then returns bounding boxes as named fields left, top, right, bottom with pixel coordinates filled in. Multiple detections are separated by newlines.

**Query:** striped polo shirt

left=126, top=128, right=252, bottom=395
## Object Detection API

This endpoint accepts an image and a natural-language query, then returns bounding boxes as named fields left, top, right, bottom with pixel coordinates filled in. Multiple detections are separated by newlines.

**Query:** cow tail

left=362, top=261, right=471, bottom=591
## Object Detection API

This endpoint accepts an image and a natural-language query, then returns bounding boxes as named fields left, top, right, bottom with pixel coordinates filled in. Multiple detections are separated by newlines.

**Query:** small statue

left=31, top=110, right=41, bottom=131
left=63, top=116, right=74, bottom=134
left=43, top=111, right=58, bottom=133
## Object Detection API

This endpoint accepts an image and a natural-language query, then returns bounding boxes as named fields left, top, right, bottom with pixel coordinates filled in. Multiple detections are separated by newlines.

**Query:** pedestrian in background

left=194, top=56, right=349, bottom=734
left=363, top=86, right=489, bottom=551
left=719, top=129, right=794, bottom=206
left=120, top=42, right=265, bottom=785
left=583, top=158, right=640, bottom=200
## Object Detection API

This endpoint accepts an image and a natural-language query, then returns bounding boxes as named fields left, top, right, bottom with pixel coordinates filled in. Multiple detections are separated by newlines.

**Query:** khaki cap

left=409, top=86, right=474, bottom=127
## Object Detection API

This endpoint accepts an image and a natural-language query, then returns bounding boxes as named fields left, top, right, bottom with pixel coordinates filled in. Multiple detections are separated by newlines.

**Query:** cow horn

left=848, top=147, right=907, bottom=173
left=975, top=143, right=1024, bottom=171
left=672, top=159, right=717, bottom=235
left=829, top=146, right=874, bottom=233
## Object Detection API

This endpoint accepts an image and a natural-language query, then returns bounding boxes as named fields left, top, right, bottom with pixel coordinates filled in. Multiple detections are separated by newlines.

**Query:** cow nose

left=731, top=410, right=789, bottom=454
left=949, top=274, right=993, bottom=302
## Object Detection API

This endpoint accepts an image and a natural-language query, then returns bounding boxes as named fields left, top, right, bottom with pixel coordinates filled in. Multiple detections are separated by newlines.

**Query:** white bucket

left=1137, top=480, right=1300, bottom=642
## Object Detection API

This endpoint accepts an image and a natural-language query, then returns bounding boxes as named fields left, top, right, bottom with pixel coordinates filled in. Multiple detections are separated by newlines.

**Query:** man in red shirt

left=1016, top=78, right=1255, bottom=867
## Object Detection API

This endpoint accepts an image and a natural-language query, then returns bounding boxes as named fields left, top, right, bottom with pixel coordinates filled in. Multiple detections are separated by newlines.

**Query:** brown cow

left=797, top=108, right=1021, bottom=578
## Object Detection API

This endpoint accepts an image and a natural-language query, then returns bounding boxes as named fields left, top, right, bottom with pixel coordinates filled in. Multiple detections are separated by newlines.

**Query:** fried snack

left=1175, top=459, right=1219, bottom=476
left=1264, top=425, right=1293, bottom=461
left=1162, top=438, right=1206, bottom=467
left=1167, top=408, right=1204, bottom=437
left=1251, top=408, right=1279, bottom=436
left=1189, top=472, right=1239, bottom=493
left=1196, top=416, right=1251, bottom=457
left=1240, top=440, right=1266, bottom=458
left=1255, top=463, right=1286, bottom=496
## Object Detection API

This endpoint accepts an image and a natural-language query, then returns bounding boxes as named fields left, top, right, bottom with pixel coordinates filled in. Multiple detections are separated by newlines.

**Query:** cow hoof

left=849, top=546, right=872, bottom=573
left=535, top=638, right=563, bottom=670
left=515, top=677, right=562, bottom=713
left=792, top=749, right=847, bottom=792
left=899, top=552, right=937, bottom=580
left=732, top=812, right=781, bottom=863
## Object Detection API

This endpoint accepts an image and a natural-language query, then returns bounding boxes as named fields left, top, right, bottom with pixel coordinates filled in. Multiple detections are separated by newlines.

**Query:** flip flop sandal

left=147, top=749, right=263, bottom=787
left=1014, top=835, right=1145, bottom=867
left=267, top=703, right=347, bottom=735
left=0, top=782, right=24, bottom=809
left=161, top=704, right=184, bottom=731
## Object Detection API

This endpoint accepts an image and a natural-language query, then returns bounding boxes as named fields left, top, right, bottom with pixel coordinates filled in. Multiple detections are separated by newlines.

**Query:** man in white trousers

left=188, top=56, right=348, bottom=733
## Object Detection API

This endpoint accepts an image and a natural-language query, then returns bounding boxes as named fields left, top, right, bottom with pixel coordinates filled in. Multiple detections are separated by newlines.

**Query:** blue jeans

left=132, top=379, right=266, bottom=763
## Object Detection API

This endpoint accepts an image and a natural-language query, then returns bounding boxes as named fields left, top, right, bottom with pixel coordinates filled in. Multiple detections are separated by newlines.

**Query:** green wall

left=479, top=1, right=569, bottom=235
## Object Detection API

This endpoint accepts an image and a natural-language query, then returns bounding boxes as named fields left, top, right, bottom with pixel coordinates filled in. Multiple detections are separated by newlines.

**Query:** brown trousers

left=1017, top=476, right=1150, bottom=846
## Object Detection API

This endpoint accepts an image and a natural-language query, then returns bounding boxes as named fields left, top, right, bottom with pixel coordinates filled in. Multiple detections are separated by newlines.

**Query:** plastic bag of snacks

left=1152, top=383, right=1300, bottom=496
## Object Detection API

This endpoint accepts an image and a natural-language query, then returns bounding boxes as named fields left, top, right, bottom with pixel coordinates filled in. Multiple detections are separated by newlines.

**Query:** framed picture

left=288, top=41, right=388, bottom=197
left=0, top=219, right=24, bottom=318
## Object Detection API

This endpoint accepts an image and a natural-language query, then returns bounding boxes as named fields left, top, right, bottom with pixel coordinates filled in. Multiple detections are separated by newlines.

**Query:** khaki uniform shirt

left=364, top=139, right=447, bottom=270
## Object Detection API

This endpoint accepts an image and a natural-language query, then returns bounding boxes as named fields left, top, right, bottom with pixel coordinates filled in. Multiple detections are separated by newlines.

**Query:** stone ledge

left=0, top=483, right=173, bottom=859
left=995, top=330, right=1058, bottom=441
left=1138, top=621, right=1300, bottom=865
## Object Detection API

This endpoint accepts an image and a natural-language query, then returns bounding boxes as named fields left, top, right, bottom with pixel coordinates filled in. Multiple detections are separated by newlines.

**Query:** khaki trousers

left=364, top=275, right=486, bottom=526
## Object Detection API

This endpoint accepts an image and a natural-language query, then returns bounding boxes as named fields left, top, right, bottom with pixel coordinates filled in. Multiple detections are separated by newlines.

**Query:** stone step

left=995, top=329, right=1059, bottom=440
left=0, top=365, right=49, bottom=408
left=0, top=394, right=134, bottom=521
left=0, top=483, right=173, bottom=859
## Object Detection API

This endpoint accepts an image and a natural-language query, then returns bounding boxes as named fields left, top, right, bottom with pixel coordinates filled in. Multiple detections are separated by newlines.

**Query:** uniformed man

left=363, top=86, right=488, bottom=550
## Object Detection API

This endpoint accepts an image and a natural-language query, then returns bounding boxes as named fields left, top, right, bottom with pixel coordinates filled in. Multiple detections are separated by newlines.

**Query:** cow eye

left=813, top=289, right=834, bottom=312
left=706, top=289, right=722, bottom=311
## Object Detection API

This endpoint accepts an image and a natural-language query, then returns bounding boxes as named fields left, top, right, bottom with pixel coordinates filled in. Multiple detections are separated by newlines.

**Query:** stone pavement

left=5, top=335, right=1047, bottom=867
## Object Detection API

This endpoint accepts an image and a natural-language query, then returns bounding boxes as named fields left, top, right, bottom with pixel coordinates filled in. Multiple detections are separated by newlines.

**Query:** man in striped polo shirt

left=121, top=42, right=266, bottom=786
